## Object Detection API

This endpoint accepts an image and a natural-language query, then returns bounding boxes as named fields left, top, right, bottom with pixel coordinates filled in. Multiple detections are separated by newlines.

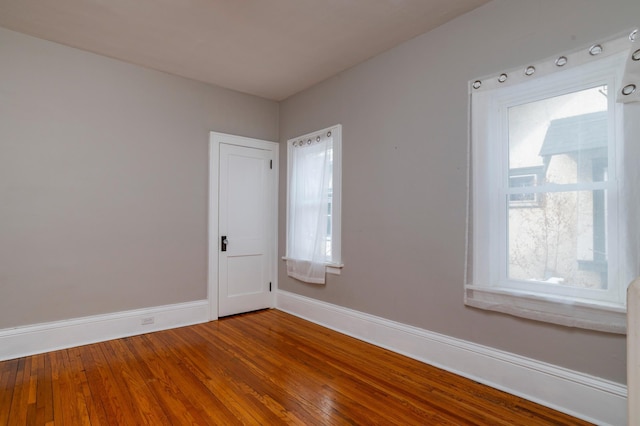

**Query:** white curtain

left=617, top=29, right=640, bottom=104
left=619, top=31, right=640, bottom=298
left=286, top=135, right=333, bottom=284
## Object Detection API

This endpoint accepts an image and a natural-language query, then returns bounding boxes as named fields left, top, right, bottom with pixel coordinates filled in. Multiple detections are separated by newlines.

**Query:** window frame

left=467, top=53, right=628, bottom=331
left=285, top=124, right=343, bottom=272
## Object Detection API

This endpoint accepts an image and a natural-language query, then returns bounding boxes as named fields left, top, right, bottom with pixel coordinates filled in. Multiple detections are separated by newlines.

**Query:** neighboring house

left=509, top=110, right=608, bottom=288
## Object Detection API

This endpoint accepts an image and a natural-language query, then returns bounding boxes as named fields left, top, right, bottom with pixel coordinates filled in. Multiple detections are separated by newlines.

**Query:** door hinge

left=270, top=159, right=273, bottom=169
left=269, top=282, right=272, bottom=292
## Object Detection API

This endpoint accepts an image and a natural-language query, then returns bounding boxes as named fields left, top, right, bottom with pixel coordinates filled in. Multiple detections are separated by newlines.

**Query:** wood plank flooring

left=1, top=309, right=591, bottom=425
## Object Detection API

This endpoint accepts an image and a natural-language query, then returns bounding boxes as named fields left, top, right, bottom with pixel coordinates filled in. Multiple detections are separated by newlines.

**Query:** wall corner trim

left=0, top=300, right=210, bottom=361
left=276, top=290, right=627, bottom=426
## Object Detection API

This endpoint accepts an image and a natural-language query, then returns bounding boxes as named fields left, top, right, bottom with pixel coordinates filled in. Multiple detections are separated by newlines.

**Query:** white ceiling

left=0, top=0, right=489, bottom=101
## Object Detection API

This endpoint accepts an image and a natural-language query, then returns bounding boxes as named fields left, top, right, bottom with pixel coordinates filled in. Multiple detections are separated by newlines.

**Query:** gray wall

left=278, top=0, right=639, bottom=384
left=0, top=27, right=278, bottom=328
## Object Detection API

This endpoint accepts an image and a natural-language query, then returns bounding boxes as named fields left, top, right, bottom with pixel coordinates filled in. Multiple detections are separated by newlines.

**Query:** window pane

left=508, top=86, right=608, bottom=185
left=508, top=190, right=607, bottom=289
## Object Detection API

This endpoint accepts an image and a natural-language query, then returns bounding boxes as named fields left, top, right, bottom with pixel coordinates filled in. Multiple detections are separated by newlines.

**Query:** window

left=285, top=125, right=342, bottom=284
left=509, top=167, right=543, bottom=207
left=466, top=35, right=640, bottom=333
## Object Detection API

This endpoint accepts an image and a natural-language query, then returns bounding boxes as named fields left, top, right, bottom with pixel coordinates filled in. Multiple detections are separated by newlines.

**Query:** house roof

left=539, top=111, right=608, bottom=157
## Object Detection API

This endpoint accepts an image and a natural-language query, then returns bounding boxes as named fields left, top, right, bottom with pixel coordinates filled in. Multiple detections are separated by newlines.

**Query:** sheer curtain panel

left=286, top=130, right=334, bottom=284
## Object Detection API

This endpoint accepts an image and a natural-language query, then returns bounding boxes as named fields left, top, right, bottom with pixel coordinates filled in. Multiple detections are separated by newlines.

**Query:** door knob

left=221, top=236, right=228, bottom=251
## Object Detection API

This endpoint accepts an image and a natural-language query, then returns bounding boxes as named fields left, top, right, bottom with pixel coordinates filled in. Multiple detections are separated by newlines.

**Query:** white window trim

left=467, top=47, right=630, bottom=334
left=285, top=124, right=343, bottom=275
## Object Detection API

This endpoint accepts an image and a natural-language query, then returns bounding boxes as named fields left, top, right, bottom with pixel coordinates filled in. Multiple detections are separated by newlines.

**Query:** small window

left=509, top=167, right=543, bottom=207
left=285, top=125, right=342, bottom=283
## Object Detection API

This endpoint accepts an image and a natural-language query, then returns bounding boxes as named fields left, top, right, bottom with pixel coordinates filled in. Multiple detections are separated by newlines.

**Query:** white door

left=217, top=141, right=275, bottom=317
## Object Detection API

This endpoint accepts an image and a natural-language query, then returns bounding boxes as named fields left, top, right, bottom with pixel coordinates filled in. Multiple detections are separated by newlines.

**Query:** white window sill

left=464, top=285, right=626, bottom=334
left=281, top=257, right=344, bottom=275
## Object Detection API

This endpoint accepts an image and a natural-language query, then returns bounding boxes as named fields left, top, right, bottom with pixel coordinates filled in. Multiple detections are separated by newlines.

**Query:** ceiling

left=0, top=0, right=489, bottom=101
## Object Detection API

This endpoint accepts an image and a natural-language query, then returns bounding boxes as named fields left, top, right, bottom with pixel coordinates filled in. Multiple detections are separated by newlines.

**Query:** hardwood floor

left=1, top=309, right=591, bottom=425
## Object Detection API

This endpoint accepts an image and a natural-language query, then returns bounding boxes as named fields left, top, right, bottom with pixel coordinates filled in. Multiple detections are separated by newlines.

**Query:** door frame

left=208, top=131, right=279, bottom=320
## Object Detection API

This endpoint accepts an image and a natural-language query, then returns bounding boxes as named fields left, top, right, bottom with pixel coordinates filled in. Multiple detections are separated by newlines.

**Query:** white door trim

left=208, top=132, right=278, bottom=320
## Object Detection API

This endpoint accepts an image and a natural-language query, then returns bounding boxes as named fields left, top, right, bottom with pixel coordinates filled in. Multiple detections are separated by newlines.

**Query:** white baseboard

left=276, top=290, right=627, bottom=426
left=0, top=300, right=209, bottom=361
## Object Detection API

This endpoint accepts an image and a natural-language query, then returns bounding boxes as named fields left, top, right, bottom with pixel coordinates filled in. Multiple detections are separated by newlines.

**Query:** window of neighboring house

left=509, top=167, right=544, bottom=207
left=466, top=35, right=640, bottom=333
left=285, top=125, right=342, bottom=284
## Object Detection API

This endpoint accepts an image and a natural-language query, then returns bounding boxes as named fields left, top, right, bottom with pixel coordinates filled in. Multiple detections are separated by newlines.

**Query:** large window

left=466, top=36, right=639, bottom=333
left=285, top=125, right=342, bottom=284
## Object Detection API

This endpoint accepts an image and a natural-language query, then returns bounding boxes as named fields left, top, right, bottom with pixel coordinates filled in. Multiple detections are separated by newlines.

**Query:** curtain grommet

left=524, top=66, right=536, bottom=76
left=498, top=73, right=508, bottom=83
left=555, top=56, right=568, bottom=67
left=622, top=84, right=637, bottom=96
left=630, top=29, right=638, bottom=42
left=472, top=80, right=482, bottom=89
left=589, top=44, right=603, bottom=56
left=632, top=48, right=640, bottom=61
